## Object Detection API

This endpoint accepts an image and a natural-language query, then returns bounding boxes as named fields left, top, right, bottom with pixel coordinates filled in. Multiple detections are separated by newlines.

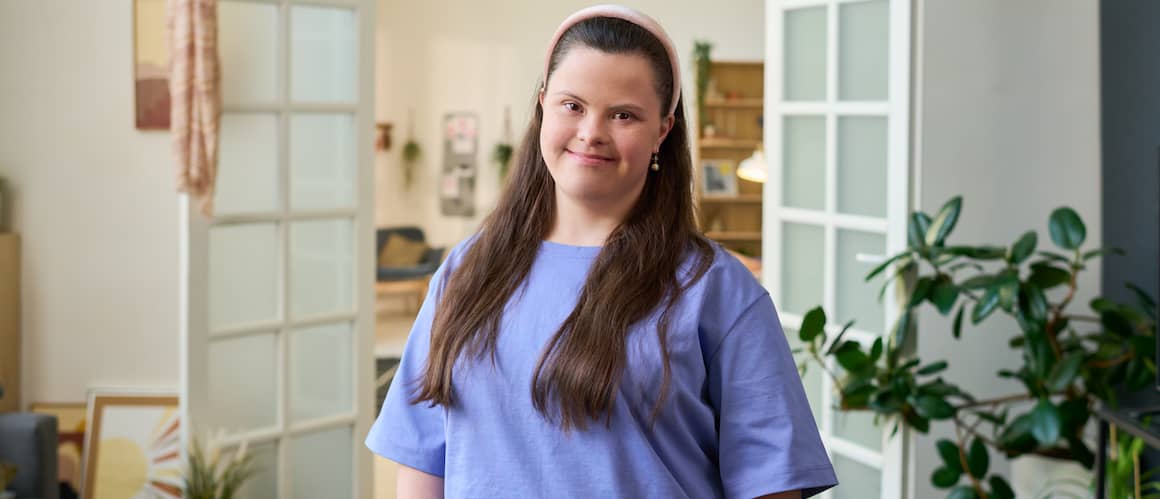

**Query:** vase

left=1010, top=453, right=1093, bottom=498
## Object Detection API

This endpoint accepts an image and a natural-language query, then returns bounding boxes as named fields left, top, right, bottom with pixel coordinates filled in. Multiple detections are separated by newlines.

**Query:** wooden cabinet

left=0, top=233, right=18, bottom=412
left=694, top=61, right=764, bottom=258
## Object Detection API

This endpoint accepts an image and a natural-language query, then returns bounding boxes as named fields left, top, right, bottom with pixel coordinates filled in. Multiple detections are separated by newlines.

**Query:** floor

left=372, top=294, right=417, bottom=499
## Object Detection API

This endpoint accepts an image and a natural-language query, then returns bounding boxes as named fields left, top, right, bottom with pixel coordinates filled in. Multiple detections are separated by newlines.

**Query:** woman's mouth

left=566, top=149, right=616, bottom=166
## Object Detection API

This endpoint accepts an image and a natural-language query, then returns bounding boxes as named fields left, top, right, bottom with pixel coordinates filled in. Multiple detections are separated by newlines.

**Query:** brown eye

left=563, top=102, right=581, bottom=113
left=612, top=111, right=634, bottom=121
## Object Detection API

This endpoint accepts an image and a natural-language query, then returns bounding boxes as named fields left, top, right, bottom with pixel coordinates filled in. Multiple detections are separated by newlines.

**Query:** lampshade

left=736, top=146, right=767, bottom=183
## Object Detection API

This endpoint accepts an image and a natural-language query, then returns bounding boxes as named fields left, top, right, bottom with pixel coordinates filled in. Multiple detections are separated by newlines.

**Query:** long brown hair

left=413, top=17, right=715, bottom=431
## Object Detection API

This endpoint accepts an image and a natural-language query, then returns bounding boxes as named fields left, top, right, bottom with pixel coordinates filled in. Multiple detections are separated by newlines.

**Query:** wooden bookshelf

left=695, top=60, right=764, bottom=259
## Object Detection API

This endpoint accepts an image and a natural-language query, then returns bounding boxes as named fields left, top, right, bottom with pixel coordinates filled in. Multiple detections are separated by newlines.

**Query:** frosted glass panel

left=290, top=219, right=353, bottom=318
left=219, top=1, right=277, bottom=104
left=233, top=441, right=277, bottom=499
left=784, top=7, right=827, bottom=101
left=216, top=113, right=278, bottom=214
left=837, top=117, right=888, bottom=217
left=839, top=0, right=889, bottom=101
left=783, top=116, right=826, bottom=210
left=291, top=6, right=356, bottom=103
left=834, top=407, right=883, bottom=451
left=290, top=113, right=356, bottom=211
left=290, top=323, right=353, bottom=423
left=781, top=223, right=824, bottom=316
left=832, top=454, right=882, bottom=499
left=210, top=224, right=279, bottom=329
left=786, top=328, right=823, bottom=423
left=836, top=229, right=886, bottom=334
left=290, top=426, right=352, bottom=498
left=207, top=333, right=277, bottom=431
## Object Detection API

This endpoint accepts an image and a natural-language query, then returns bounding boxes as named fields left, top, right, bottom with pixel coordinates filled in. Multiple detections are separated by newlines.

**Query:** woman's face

left=539, top=46, right=674, bottom=209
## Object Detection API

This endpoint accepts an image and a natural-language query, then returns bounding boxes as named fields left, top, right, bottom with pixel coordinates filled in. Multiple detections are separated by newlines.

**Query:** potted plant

left=183, top=431, right=258, bottom=499
left=493, top=106, right=514, bottom=181
left=401, top=109, right=422, bottom=190
left=796, top=196, right=1157, bottom=498
left=692, top=40, right=713, bottom=132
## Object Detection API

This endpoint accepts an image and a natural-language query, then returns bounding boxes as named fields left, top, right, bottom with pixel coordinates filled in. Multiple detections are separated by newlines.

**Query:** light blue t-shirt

left=366, top=238, right=838, bottom=498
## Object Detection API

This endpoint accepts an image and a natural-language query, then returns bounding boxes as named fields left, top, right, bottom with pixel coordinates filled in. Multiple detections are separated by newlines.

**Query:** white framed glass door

left=180, top=1, right=375, bottom=497
left=764, top=0, right=912, bottom=497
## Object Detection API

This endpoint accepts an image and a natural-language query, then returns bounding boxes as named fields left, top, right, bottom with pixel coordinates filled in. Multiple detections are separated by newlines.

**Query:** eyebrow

left=552, top=91, right=648, bottom=114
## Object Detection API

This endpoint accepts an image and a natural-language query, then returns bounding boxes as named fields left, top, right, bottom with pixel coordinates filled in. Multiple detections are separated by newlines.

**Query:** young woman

left=367, top=5, right=838, bottom=498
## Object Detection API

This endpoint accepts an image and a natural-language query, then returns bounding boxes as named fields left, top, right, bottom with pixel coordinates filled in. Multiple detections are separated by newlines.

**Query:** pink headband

left=543, top=5, right=682, bottom=118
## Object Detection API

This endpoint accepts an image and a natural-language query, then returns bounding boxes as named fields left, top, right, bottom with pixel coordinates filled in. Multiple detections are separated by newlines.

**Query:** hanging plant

left=401, top=109, right=422, bottom=189
left=692, top=40, right=714, bottom=130
left=493, top=106, right=514, bottom=181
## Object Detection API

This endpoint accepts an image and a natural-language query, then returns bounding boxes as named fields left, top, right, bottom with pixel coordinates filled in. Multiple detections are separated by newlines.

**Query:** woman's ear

left=655, top=115, right=675, bottom=150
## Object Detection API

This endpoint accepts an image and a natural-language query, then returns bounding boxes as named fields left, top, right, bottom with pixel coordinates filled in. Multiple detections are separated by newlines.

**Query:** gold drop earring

left=650, top=152, right=660, bottom=171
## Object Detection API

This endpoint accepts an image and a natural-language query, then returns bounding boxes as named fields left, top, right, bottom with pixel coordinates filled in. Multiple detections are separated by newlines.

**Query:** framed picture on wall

left=82, top=390, right=181, bottom=499
left=700, top=159, right=738, bottom=197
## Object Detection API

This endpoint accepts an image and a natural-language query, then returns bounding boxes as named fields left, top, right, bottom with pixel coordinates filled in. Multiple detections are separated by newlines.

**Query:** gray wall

left=915, top=0, right=1101, bottom=497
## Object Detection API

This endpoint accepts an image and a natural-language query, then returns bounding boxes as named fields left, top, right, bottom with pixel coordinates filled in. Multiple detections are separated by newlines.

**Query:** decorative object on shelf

left=796, top=197, right=1158, bottom=499
left=692, top=40, right=713, bottom=132
left=736, top=144, right=767, bottom=184
left=699, top=159, right=738, bottom=197
left=182, top=429, right=258, bottom=499
left=440, top=112, right=479, bottom=217
left=493, top=106, right=514, bottom=181
left=83, top=390, right=181, bottom=499
left=375, top=122, right=393, bottom=151
left=30, top=402, right=88, bottom=495
left=401, top=109, right=422, bottom=190
left=135, top=0, right=170, bottom=129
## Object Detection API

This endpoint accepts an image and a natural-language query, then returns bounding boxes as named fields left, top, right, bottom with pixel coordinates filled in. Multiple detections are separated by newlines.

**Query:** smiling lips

left=566, top=149, right=616, bottom=166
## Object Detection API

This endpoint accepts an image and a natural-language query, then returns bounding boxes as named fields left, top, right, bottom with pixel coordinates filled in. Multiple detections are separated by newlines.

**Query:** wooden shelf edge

left=704, top=98, right=763, bottom=109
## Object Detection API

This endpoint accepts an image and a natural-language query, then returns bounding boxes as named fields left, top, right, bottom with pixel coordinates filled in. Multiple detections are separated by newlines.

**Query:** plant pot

left=1010, top=454, right=1093, bottom=498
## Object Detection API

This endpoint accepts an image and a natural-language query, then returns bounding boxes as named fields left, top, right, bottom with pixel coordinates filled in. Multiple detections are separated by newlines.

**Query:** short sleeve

left=708, top=294, right=839, bottom=499
left=364, top=242, right=465, bottom=476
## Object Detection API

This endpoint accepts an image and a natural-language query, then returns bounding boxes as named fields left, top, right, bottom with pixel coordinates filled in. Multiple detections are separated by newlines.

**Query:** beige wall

left=374, top=0, right=766, bottom=247
left=0, top=1, right=180, bottom=406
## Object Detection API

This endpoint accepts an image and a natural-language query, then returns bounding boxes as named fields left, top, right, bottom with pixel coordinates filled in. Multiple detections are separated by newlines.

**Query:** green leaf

left=932, top=467, right=961, bottom=489
left=910, top=212, right=932, bottom=249
left=904, top=408, right=931, bottom=433
left=937, top=440, right=965, bottom=471
left=1047, top=353, right=1085, bottom=392
left=1048, top=207, right=1086, bottom=250
left=967, top=438, right=989, bottom=478
left=825, top=319, right=856, bottom=355
left=999, top=413, right=1037, bottom=453
left=917, top=360, right=949, bottom=376
left=1125, top=282, right=1157, bottom=320
left=972, top=289, right=1000, bottom=324
left=989, top=475, right=1015, bottom=499
left=929, top=276, right=960, bottom=315
left=994, top=271, right=1020, bottom=313
left=1083, top=247, right=1124, bottom=261
left=945, top=245, right=1007, bottom=260
left=953, top=305, right=965, bottom=339
left=835, top=342, right=871, bottom=372
left=1007, top=231, right=1038, bottom=265
left=1036, top=250, right=1073, bottom=263
left=800, top=306, right=826, bottom=343
left=866, top=251, right=911, bottom=281
left=914, top=394, right=956, bottom=420
left=961, top=273, right=998, bottom=291
left=869, top=337, right=884, bottom=363
left=910, top=277, right=935, bottom=307
left=1030, top=399, right=1062, bottom=445
left=926, top=197, right=963, bottom=247
left=1018, top=283, right=1050, bottom=323
left=888, top=310, right=914, bottom=368
left=948, top=485, right=980, bottom=499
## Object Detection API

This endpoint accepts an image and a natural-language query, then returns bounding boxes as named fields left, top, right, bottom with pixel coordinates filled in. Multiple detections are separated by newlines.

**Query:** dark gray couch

left=0, top=413, right=58, bottom=499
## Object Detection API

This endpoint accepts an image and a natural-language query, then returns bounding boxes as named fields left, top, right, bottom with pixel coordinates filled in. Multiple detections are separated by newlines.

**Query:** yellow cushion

left=378, top=235, right=429, bottom=267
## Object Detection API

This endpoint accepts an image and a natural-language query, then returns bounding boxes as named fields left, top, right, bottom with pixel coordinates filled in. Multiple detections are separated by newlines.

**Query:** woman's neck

left=545, top=188, right=639, bottom=247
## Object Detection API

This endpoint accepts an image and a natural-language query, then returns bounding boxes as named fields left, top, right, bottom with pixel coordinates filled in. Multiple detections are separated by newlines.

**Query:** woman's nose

left=576, top=114, right=609, bottom=145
